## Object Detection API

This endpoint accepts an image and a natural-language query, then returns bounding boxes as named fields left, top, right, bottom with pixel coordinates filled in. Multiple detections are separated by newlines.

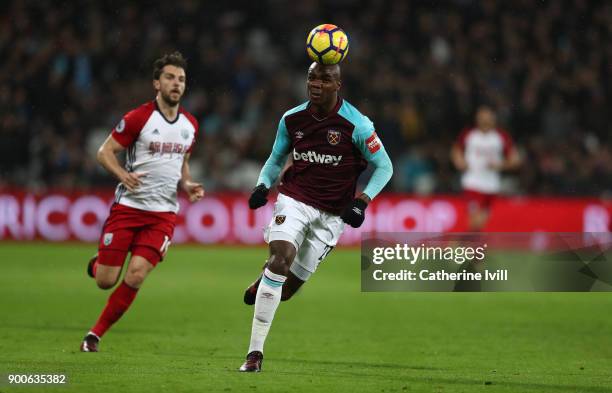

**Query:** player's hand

left=248, top=184, right=269, bottom=209
left=119, top=171, right=148, bottom=192
left=340, top=198, right=368, bottom=228
left=183, top=180, right=205, bottom=202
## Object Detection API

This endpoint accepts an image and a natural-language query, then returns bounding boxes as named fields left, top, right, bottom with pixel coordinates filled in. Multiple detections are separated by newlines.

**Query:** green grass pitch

left=0, top=242, right=611, bottom=393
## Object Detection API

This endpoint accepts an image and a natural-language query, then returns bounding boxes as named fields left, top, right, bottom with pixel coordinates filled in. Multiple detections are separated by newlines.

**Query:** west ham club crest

left=275, top=215, right=286, bottom=225
left=327, top=130, right=341, bottom=145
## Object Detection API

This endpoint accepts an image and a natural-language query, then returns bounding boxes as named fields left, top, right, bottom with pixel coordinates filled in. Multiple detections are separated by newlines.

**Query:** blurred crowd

left=0, top=0, right=610, bottom=196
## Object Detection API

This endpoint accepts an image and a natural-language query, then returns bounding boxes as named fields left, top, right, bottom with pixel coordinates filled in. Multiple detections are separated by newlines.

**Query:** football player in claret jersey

left=79, top=52, right=204, bottom=352
left=451, top=105, right=520, bottom=231
left=238, top=62, right=393, bottom=372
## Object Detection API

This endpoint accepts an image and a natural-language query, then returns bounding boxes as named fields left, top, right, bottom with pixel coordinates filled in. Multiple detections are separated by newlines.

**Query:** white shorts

left=264, top=193, right=345, bottom=281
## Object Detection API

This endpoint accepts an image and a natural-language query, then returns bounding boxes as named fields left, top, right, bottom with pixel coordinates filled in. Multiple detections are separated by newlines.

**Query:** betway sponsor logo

left=293, top=149, right=342, bottom=166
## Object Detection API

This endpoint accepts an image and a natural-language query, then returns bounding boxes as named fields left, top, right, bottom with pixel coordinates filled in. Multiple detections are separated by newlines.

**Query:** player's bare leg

left=86, top=251, right=124, bottom=289
left=280, top=273, right=305, bottom=301
left=240, top=240, right=295, bottom=372
left=123, top=256, right=155, bottom=289
left=94, top=265, right=122, bottom=290
left=81, top=255, right=154, bottom=352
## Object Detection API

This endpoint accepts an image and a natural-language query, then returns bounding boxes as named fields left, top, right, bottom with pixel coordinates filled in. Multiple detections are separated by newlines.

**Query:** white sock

left=247, top=268, right=286, bottom=354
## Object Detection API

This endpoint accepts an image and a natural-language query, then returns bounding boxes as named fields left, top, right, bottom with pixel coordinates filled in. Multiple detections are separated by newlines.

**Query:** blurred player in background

left=238, top=62, right=393, bottom=372
left=80, top=52, right=204, bottom=352
left=451, top=105, right=520, bottom=231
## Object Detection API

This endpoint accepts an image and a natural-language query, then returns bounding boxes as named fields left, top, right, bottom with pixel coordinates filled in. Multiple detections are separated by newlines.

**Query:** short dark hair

left=153, top=51, right=187, bottom=80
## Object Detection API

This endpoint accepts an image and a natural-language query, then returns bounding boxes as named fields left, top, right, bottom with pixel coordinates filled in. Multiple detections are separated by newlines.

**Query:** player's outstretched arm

left=361, top=146, right=393, bottom=201
left=256, top=118, right=291, bottom=189
left=355, top=130, right=393, bottom=202
left=342, top=128, right=393, bottom=228
left=179, top=153, right=204, bottom=202
left=97, top=135, right=146, bottom=192
left=249, top=118, right=291, bottom=209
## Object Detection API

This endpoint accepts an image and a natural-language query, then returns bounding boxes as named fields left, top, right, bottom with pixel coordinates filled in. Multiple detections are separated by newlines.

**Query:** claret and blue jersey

left=257, top=98, right=393, bottom=215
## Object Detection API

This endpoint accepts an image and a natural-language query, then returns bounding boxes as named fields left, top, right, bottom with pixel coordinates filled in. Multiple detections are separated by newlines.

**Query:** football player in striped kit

left=80, top=52, right=203, bottom=352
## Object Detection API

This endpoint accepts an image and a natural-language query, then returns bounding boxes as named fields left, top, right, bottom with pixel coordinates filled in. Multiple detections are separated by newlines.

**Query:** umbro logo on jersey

left=152, top=129, right=160, bottom=135
left=293, top=149, right=342, bottom=166
left=181, top=129, right=189, bottom=139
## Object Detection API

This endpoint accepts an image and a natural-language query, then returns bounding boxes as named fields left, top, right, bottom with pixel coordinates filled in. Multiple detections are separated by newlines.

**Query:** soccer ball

left=306, top=24, right=349, bottom=65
